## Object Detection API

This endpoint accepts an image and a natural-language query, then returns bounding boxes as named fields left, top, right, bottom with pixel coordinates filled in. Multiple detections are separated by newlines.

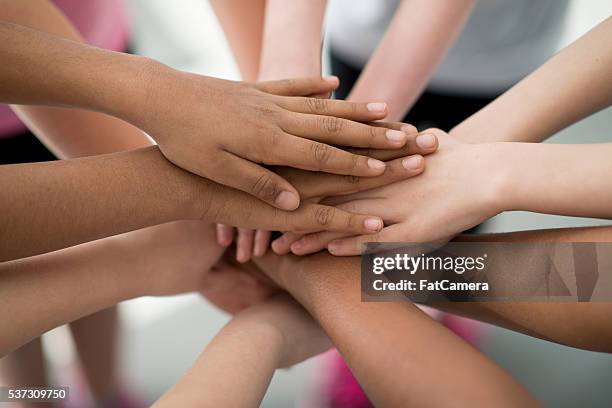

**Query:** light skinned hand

left=274, top=129, right=506, bottom=256
left=134, top=69, right=414, bottom=210
left=218, top=123, right=440, bottom=262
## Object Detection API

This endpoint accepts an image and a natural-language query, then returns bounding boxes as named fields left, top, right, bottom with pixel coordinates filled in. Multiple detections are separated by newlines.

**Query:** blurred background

left=37, top=0, right=612, bottom=406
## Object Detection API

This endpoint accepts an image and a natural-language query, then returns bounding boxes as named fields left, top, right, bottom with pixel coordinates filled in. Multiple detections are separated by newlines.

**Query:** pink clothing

left=0, top=0, right=130, bottom=138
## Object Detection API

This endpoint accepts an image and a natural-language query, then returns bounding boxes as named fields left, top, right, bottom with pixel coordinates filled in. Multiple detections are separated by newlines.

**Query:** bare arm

left=209, top=0, right=265, bottom=81
left=348, top=0, right=477, bottom=121
left=0, top=21, right=407, bottom=210
left=0, top=0, right=150, bottom=158
left=0, top=146, right=385, bottom=261
left=442, top=226, right=612, bottom=353
left=0, top=222, right=227, bottom=356
left=153, top=295, right=329, bottom=408
left=453, top=16, right=612, bottom=143
left=253, top=252, right=537, bottom=407
left=268, top=225, right=612, bottom=352
left=258, top=0, right=327, bottom=81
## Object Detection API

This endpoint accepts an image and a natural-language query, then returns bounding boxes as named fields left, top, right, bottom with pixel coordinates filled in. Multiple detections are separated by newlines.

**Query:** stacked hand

left=272, top=129, right=507, bottom=255
left=217, top=122, right=441, bottom=262
left=132, top=70, right=415, bottom=210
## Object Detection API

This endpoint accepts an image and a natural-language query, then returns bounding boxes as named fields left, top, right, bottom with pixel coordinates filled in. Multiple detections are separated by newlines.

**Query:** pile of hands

left=125, top=73, right=511, bottom=367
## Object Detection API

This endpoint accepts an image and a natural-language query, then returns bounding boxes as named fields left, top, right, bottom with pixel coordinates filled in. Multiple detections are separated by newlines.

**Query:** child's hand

left=133, top=69, right=414, bottom=211
left=273, top=128, right=506, bottom=255
left=234, top=293, right=331, bottom=367
left=217, top=123, right=439, bottom=262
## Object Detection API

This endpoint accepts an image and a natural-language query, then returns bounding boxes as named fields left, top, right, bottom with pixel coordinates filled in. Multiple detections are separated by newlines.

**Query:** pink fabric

left=322, top=318, right=487, bottom=407
left=0, top=0, right=130, bottom=138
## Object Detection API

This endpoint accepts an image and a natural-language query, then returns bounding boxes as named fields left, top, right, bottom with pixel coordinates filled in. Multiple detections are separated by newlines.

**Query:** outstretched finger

left=327, top=224, right=405, bottom=256
left=255, top=76, right=340, bottom=97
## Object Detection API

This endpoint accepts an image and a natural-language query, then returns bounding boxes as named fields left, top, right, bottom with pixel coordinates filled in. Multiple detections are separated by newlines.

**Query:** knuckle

left=311, top=142, right=333, bottom=169
left=366, top=126, right=379, bottom=147
left=321, top=116, right=344, bottom=134
left=344, top=174, right=361, bottom=185
left=313, top=206, right=334, bottom=226
left=305, top=97, right=329, bottom=114
left=349, top=154, right=360, bottom=175
left=251, top=174, right=280, bottom=202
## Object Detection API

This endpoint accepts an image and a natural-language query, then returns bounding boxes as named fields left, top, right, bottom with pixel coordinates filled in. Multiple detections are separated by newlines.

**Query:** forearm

left=348, top=0, right=476, bottom=121
left=0, top=21, right=158, bottom=127
left=0, top=0, right=150, bottom=157
left=453, top=17, right=612, bottom=143
left=0, top=237, right=143, bottom=356
left=0, top=147, right=202, bottom=260
left=258, top=0, right=326, bottom=80
left=209, top=0, right=265, bottom=81
left=281, top=255, right=535, bottom=407
left=154, top=319, right=283, bottom=408
left=439, top=226, right=612, bottom=352
left=495, top=142, right=612, bottom=218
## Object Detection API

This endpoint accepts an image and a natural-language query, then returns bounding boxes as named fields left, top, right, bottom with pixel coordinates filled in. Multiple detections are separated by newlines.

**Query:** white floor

left=42, top=1, right=612, bottom=406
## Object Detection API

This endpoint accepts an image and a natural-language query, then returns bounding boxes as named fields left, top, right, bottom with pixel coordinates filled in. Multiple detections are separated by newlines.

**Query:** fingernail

left=403, top=155, right=423, bottom=170
left=401, top=124, right=418, bottom=134
left=236, top=248, right=245, bottom=263
left=416, top=133, right=436, bottom=149
left=275, top=191, right=299, bottom=210
left=364, top=218, right=383, bottom=232
left=328, top=241, right=341, bottom=254
left=367, top=158, right=386, bottom=170
left=291, top=240, right=304, bottom=252
left=324, top=75, right=339, bottom=84
left=386, top=129, right=406, bottom=143
left=366, top=102, right=387, bottom=113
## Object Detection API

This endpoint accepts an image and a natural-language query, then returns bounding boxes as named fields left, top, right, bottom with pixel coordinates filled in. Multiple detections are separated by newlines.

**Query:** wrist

left=484, top=142, right=523, bottom=213
left=104, top=56, right=174, bottom=128
left=228, top=316, right=285, bottom=365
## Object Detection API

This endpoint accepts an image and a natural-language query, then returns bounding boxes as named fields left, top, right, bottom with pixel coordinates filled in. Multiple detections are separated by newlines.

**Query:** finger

left=208, top=186, right=385, bottom=235
left=271, top=231, right=304, bottom=255
left=327, top=224, right=404, bottom=256
left=253, top=230, right=272, bottom=257
left=277, top=154, right=425, bottom=200
left=263, top=132, right=387, bottom=177
left=290, top=231, right=351, bottom=256
left=347, top=129, right=439, bottom=161
left=280, top=112, right=409, bottom=149
left=236, top=228, right=255, bottom=263
left=277, top=96, right=388, bottom=122
left=290, top=197, right=392, bottom=254
left=216, top=224, right=235, bottom=247
left=255, top=76, right=340, bottom=97
left=211, top=152, right=301, bottom=211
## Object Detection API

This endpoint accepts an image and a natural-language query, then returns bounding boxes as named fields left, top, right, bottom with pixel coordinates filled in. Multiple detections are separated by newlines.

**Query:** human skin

left=269, top=16, right=612, bottom=255
left=343, top=0, right=477, bottom=121
left=252, top=252, right=539, bottom=407
left=274, top=127, right=612, bottom=255
left=213, top=0, right=474, bottom=257
left=452, top=16, right=612, bottom=143
left=0, top=21, right=420, bottom=211
left=0, top=1, right=151, bottom=400
left=214, top=0, right=330, bottom=260
left=152, top=294, right=330, bottom=408
left=0, top=145, right=398, bottom=261
left=0, top=221, right=280, bottom=357
left=259, top=226, right=612, bottom=353
left=208, top=0, right=266, bottom=82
